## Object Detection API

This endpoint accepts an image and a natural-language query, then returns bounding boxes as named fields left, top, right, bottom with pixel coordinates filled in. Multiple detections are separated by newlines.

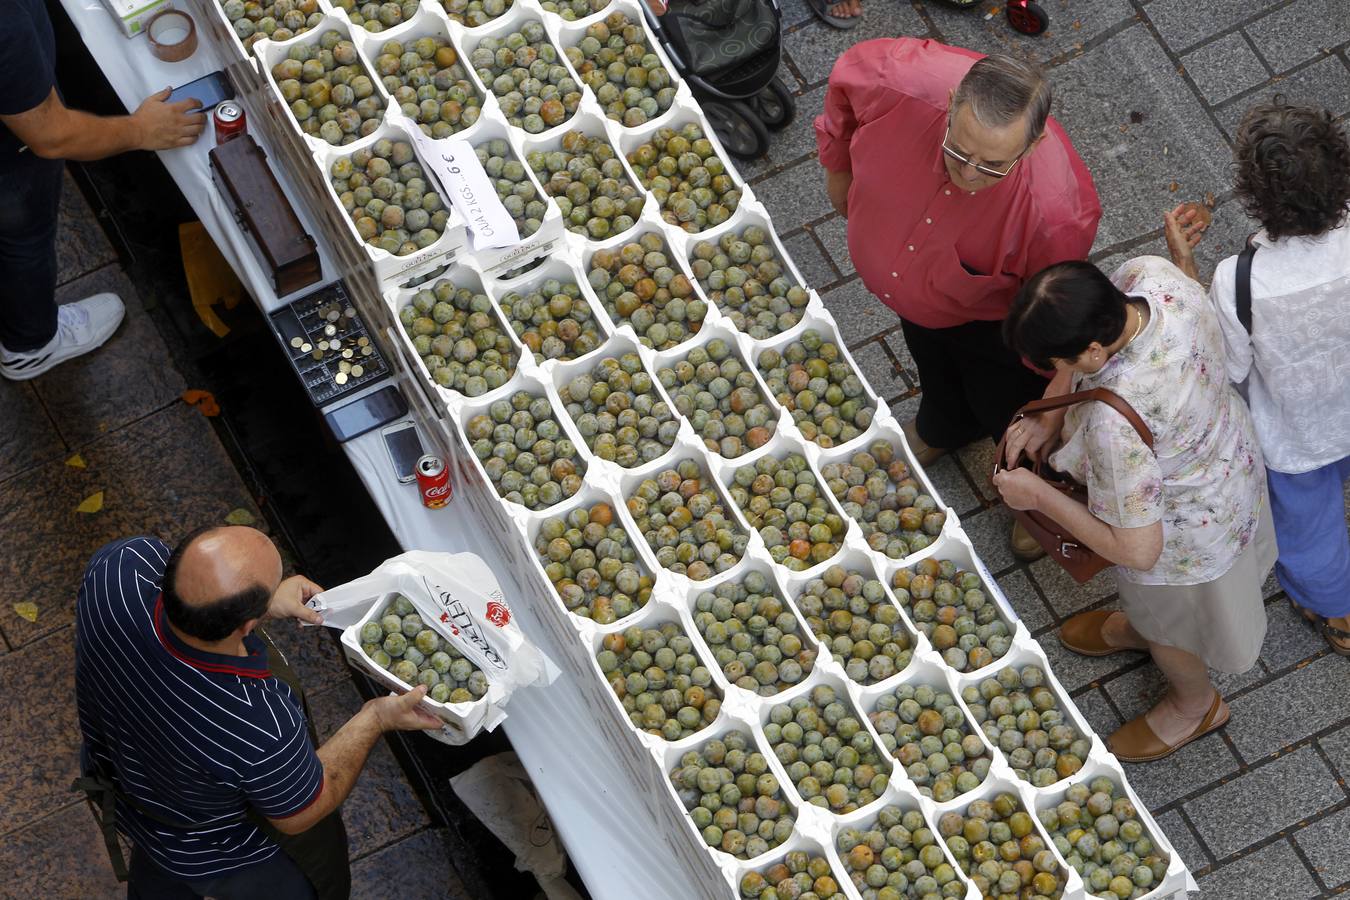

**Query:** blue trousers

left=0, top=150, right=63, bottom=351
left=1267, top=454, right=1350, bottom=618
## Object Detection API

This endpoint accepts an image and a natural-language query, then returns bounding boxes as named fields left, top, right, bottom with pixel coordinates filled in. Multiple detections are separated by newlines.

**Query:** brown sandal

left=1108, top=692, right=1229, bottom=763
left=1321, top=618, right=1350, bottom=656
left=1059, top=610, right=1143, bottom=657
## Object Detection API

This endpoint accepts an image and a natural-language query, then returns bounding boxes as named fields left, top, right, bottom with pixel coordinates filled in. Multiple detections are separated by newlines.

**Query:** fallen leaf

left=183, top=389, right=220, bottom=417
left=77, top=491, right=104, bottom=514
left=66, top=453, right=86, bottom=469
left=1129, top=111, right=1144, bottom=124
left=1071, top=19, right=1082, bottom=29
left=225, top=507, right=257, bottom=526
left=1169, top=181, right=1179, bottom=192
left=13, top=602, right=37, bottom=623
left=1204, top=191, right=1216, bottom=208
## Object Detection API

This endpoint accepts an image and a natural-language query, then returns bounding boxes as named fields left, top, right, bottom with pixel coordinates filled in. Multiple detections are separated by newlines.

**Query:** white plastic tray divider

left=811, top=412, right=951, bottom=527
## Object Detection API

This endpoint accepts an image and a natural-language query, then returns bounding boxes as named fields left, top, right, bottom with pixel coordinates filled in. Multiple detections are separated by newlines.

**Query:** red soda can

left=214, top=101, right=247, bottom=144
left=416, top=454, right=452, bottom=508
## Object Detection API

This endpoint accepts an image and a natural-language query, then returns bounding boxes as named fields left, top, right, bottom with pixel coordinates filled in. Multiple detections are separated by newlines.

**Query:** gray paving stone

left=755, top=86, right=828, bottom=176
left=1181, top=32, right=1271, bottom=105
left=1121, top=731, right=1241, bottom=810
left=1196, top=838, right=1323, bottom=900
left=753, top=161, right=837, bottom=229
left=961, top=504, right=1017, bottom=576
left=1215, top=54, right=1350, bottom=139
left=1257, top=594, right=1326, bottom=672
left=1050, top=24, right=1234, bottom=247
left=925, top=0, right=1135, bottom=66
left=778, top=0, right=815, bottom=30
left=1070, top=685, right=1124, bottom=739
left=848, top=338, right=908, bottom=401
left=782, top=5, right=930, bottom=87
left=1185, top=747, right=1342, bottom=858
left=882, top=330, right=918, bottom=386
left=1145, top=0, right=1287, bottom=53
left=922, top=454, right=981, bottom=519
left=1039, top=630, right=1145, bottom=693
left=814, top=215, right=854, bottom=278
left=1225, top=654, right=1350, bottom=763
left=996, top=567, right=1056, bottom=634
left=1102, top=659, right=1266, bottom=722
left=1153, top=808, right=1211, bottom=874
left=889, top=393, right=921, bottom=424
left=1027, top=555, right=1117, bottom=617
left=1293, top=805, right=1350, bottom=889
left=1319, top=724, right=1350, bottom=780
left=781, top=228, right=840, bottom=294
left=955, top=439, right=997, bottom=502
left=1245, top=0, right=1350, bottom=74
left=820, top=278, right=898, bottom=346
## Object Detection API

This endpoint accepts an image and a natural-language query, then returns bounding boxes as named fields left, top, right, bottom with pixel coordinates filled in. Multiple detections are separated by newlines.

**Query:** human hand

left=826, top=169, right=853, bottom=218
left=132, top=87, right=206, bottom=151
left=992, top=467, right=1044, bottom=511
left=1002, top=414, right=1059, bottom=468
left=368, top=684, right=443, bottom=732
left=1163, top=203, right=1207, bottom=276
left=267, top=575, right=325, bottom=625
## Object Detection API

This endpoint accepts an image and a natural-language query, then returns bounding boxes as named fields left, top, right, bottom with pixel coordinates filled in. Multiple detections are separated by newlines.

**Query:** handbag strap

left=1235, top=239, right=1258, bottom=335
left=1011, top=387, right=1154, bottom=448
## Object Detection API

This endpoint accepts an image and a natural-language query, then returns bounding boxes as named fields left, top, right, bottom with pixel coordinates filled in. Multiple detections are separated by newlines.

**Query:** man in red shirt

left=816, top=38, right=1101, bottom=560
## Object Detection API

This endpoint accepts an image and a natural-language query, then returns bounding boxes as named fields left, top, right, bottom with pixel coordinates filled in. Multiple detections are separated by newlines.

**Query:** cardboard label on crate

left=410, top=131, right=520, bottom=250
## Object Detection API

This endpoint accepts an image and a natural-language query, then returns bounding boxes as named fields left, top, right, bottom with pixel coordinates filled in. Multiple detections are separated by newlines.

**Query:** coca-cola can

left=214, top=101, right=246, bottom=144
left=416, top=454, right=452, bottom=508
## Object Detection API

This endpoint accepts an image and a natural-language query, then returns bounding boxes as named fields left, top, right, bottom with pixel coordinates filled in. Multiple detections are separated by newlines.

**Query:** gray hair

left=952, top=55, right=1052, bottom=145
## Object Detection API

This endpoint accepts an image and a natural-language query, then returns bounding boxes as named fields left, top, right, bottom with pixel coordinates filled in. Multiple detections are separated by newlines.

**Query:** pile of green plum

left=795, top=566, right=914, bottom=685
left=669, top=729, right=796, bottom=859
left=587, top=233, right=705, bottom=350
left=440, top=0, right=513, bottom=28
left=757, top=331, right=875, bottom=447
left=398, top=277, right=517, bottom=396
left=892, top=559, right=1012, bottom=673
left=627, top=123, right=741, bottom=233
left=627, top=460, right=747, bottom=580
left=728, top=453, right=846, bottom=569
left=474, top=139, right=546, bottom=238
left=331, top=138, right=448, bottom=255
left=764, top=683, right=892, bottom=813
left=837, top=804, right=967, bottom=900
left=1040, top=777, right=1169, bottom=900
left=963, top=665, right=1089, bottom=786
left=657, top=338, right=776, bottom=458
left=820, top=442, right=944, bottom=560
left=359, top=595, right=486, bottom=703
left=564, top=12, right=677, bottom=126
left=271, top=32, right=382, bottom=145
left=692, top=570, right=816, bottom=696
left=689, top=226, right=810, bottom=340
left=220, top=0, right=321, bottom=50
left=469, top=22, right=580, bottom=133
left=495, top=278, right=602, bottom=363
left=329, top=0, right=417, bottom=31
left=535, top=501, right=652, bottom=623
left=558, top=353, right=679, bottom=465
left=936, top=793, right=1066, bottom=900
left=369, top=35, right=482, bottom=138
left=739, top=853, right=847, bottom=899
left=597, top=622, right=721, bottom=740
left=540, top=0, right=610, bottom=19
left=528, top=130, right=645, bottom=240
left=868, top=682, right=990, bottom=803
left=463, top=391, right=584, bottom=509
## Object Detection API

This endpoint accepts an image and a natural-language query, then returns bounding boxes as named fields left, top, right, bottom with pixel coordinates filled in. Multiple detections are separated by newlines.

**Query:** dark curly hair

left=1233, top=100, right=1350, bottom=241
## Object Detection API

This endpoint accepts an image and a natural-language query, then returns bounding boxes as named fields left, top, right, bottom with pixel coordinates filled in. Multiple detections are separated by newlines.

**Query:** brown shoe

left=1322, top=616, right=1350, bottom=656
left=901, top=418, right=948, bottom=468
left=1108, top=692, right=1229, bottom=762
left=1058, top=610, right=1138, bottom=657
left=1010, top=520, right=1045, bottom=562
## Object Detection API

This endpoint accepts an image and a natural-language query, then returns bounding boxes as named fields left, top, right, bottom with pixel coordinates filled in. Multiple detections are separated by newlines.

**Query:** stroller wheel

left=750, top=76, right=796, bottom=132
left=703, top=99, right=770, bottom=160
left=1006, top=0, right=1049, bottom=35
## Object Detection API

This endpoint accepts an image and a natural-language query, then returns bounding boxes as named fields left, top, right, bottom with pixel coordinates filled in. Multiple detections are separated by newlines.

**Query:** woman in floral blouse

left=992, top=248, right=1272, bottom=762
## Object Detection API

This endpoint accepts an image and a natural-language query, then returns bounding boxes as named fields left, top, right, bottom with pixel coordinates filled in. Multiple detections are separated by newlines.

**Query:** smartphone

left=324, top=385, right=408, bottom=442
left=382, top=421, right=424, bottom=483
left=167, top=71, right=234, bottom=112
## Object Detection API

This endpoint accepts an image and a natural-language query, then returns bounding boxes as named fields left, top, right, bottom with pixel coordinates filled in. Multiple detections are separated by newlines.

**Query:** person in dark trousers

left=0, top=0, right=204, bottom=381
left=75, top=526, right=442, bottom=899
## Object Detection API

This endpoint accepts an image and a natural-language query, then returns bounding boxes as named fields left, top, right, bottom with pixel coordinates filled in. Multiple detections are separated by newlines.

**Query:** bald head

left=163, top=526, right=283, bottom=642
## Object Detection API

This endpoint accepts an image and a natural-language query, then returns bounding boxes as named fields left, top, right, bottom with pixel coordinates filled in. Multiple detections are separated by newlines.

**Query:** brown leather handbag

left=991, top=388, right=1155, bottom=583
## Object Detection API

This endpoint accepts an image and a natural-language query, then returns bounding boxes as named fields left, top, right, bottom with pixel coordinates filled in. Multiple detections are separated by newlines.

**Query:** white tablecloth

left=59, top=4, right=700, bottom=897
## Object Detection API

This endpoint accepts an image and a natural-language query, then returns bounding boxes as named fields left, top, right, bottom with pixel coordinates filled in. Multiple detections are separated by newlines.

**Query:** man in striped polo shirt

left=74, top=526, right=440, bottom=899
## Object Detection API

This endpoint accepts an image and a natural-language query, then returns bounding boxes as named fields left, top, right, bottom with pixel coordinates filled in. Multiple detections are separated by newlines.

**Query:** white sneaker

left=0, top=293, right=126, bottom=381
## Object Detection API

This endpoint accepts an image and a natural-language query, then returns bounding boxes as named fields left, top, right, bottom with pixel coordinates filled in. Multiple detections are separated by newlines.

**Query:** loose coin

left=338, top=361, right=352, bottom=374
left=311, top=349, right=323, bottom=361
left=324, top=324, right=337, bottom=337
left=344, top=307, right=355, bottom=318
left=342, top=348, right=353, bottom=359
left=300, top=342, right=313, bottom=353
left=335, top=372, right=348, bottom=385
left=357, top=336, right=369, bottom=347
left=351, top=364, right=365, bottom=377
left=361, top=346, right=374, bottom=356
left=290, top=336, right=303, bottom=349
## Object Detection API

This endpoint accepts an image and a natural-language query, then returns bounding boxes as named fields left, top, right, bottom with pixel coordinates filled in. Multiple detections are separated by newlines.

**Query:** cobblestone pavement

left=755, top=1, right=1350, bottom=896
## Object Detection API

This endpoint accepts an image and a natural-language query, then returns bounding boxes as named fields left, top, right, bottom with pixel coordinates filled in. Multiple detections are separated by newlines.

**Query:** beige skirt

left=1115, top=501, right=1277, bottom=674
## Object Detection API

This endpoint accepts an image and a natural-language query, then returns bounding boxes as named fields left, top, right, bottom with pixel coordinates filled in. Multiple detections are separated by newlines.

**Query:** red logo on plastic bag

left=485, top=600, right=511, bottom=627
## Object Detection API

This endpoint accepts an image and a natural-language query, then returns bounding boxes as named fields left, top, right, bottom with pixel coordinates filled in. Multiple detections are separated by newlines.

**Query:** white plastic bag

left=309, top=550, right=553, bottom=744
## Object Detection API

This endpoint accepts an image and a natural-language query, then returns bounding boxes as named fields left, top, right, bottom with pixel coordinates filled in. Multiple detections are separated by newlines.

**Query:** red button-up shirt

left=815, top=38, right=1101, bottom=330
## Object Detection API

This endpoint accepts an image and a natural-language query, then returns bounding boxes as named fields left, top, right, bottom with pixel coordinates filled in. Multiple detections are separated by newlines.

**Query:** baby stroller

left=643, top=0, right=796, bottom=160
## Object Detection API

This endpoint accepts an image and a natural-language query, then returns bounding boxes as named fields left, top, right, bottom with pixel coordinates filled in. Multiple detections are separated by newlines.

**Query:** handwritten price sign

left=411, top=130, right=520, bottom=251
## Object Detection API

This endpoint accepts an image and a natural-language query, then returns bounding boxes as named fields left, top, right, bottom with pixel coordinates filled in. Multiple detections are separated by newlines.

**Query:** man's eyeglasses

left=942, top=120, right=1027, bottom=179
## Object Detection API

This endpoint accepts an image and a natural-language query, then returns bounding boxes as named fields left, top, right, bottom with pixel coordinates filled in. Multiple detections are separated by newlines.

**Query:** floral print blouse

left=1049, top=256, right=1265, bottom=586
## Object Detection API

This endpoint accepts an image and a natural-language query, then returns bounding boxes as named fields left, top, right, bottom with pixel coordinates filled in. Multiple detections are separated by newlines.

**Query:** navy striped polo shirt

left=74, top=537, right=325, bottom=880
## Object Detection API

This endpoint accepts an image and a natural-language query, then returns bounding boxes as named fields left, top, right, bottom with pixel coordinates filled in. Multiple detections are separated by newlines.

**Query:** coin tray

left=269, top=278, right=390, bottom=406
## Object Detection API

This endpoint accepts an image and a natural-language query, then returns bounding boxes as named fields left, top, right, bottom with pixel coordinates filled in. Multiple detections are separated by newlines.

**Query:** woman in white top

left=1177, top=103, right=1350, bottom=654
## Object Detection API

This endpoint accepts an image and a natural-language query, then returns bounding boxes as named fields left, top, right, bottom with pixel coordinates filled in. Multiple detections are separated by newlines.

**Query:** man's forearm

left=31, top=108, right=142, bottom=161
left=270, top=706, right=383, bottom=834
